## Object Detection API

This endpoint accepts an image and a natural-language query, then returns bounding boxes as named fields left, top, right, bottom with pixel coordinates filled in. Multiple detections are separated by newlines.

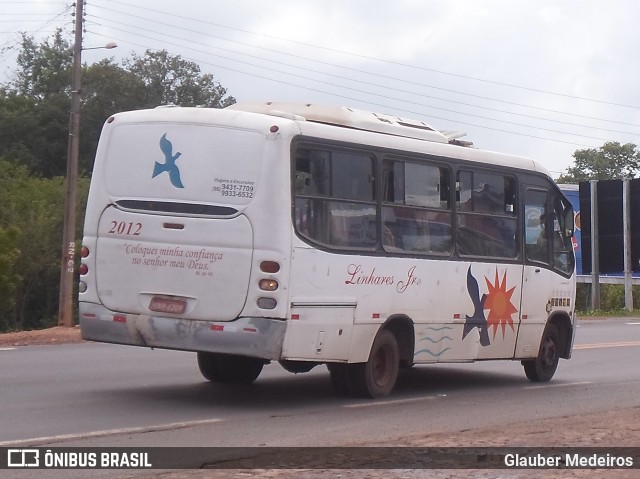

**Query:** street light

left=58, top=0, right=117, bottom=327
left=84, top=42, right=118, bottom=51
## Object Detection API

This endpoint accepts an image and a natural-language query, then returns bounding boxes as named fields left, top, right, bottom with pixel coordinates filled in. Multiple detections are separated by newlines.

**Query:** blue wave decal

left=419, top=336, right=453, bottom=343
left=423, top=326, right=454, bottom=332
left=414, top=347, right=452, bottom=358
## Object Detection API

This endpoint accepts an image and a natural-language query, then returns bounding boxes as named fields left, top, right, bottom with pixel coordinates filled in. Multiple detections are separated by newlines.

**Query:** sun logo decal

left=484, top=269, right=518, bottom=338
left=463, top=266, right=518, bottom=346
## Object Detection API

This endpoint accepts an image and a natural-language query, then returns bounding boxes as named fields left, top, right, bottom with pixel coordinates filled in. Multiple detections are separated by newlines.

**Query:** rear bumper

left=79, top=303, right=286, bottom=360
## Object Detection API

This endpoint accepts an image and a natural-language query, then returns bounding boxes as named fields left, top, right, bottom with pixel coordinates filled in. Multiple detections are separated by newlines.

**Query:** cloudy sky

left=2, top=0, right=640, bottom=177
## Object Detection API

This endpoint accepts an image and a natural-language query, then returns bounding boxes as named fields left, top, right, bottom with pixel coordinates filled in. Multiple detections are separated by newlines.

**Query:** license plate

left=149, top=297, right=186, bottom=315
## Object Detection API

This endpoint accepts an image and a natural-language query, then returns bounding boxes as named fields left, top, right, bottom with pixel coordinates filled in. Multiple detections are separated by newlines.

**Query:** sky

left=2, top=0, right=640, bottom=178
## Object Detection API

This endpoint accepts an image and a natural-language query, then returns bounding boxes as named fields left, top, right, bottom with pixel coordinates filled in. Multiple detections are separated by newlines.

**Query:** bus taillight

left=79, top=245, right=89, bottom=293
left=80, top=246, right=89, bottom=275
left=257, top=261, right=279, bottom=308
left=259, top=279, right=278, bottom=291
left=257, top=298, right=277, bottom=310
left=260, top=261, right=280, bottom=273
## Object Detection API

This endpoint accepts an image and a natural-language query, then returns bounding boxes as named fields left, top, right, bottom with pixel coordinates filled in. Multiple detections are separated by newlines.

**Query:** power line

left=0, top=4, right=72, bottom=68
left=1, top=1, right=628, bottom=157
left=86, top=15, right=639, bottom=144
left=88, top=4, right=640, bottom=131
left=105, top=0, right=640, bottom=111
left=84, top=28, right=599, bottom=150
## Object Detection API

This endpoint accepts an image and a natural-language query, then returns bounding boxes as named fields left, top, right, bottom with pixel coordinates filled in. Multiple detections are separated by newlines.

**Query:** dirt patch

left=151, top=407, right=640, bottom=479
left=0, top=326, right=83, bottom=346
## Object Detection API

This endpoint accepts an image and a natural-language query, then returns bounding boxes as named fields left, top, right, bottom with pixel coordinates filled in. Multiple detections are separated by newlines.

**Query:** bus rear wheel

left=348, top=329, right=400, bottom=398
left=197, top=352, right=264, bottom=384
left=523, top=323, right=560, bottom=382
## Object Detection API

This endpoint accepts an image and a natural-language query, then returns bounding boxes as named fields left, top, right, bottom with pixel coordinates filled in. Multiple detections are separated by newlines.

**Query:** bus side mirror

left=563, top=207, right=575, bottom=238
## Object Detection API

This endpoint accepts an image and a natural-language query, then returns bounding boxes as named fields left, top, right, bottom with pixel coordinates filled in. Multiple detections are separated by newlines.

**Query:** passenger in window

left=383, top=224, right=399, bottom=250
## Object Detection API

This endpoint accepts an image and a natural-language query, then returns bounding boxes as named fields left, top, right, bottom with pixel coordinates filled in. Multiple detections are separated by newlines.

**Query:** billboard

left=558, top=185, right=582, bottom=275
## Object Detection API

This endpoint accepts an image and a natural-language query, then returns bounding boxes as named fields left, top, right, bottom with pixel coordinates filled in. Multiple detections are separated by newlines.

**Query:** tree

left=11, top=30, right=72, bottom=100
left=557, top=142, right=640, bottom=183
left=0, top=158, right=89, bottom=330
left=0, top=225, right=21, bottom=331
left=125, top=50, right=235, bottom=108
left=1, top=31, right=73, bottom=176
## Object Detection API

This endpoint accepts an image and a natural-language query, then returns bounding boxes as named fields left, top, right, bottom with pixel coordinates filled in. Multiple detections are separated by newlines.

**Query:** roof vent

left=227, top=102, right=452, bottom=143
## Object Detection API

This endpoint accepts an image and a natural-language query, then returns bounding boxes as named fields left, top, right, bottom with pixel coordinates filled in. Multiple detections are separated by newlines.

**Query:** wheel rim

left=372, top=344, right=393, bottom=387
left=541, top=336, right=557, bottom=370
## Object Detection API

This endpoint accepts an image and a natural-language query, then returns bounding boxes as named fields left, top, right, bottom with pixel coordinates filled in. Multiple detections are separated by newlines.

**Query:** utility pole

left=623, top=179, right=633, bottom=311
left=58, top=0, right=84, bottom=327
left=590, top=180, right=600, bottom=311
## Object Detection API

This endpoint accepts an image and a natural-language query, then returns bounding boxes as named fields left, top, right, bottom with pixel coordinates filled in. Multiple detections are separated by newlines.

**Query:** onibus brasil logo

left=152, top=133, right=184, bottom=188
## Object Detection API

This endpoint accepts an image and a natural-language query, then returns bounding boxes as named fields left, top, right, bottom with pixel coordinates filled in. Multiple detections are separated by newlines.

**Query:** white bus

left=79, top=102, right=576, bottom=398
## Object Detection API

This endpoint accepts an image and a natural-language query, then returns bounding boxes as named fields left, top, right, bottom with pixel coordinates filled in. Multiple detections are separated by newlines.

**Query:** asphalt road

left=1, top=318, right=639, bottom=450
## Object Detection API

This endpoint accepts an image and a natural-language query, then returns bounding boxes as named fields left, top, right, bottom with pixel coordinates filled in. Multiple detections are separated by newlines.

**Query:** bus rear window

left=103, top=124, right=263, bottom=207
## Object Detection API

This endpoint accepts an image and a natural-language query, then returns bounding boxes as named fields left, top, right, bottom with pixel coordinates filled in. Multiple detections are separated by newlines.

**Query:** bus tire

left=523, top=323, right=560, bottom=382
left=197, top=352, right=264, bottom=384
left=348, top=329, right=400, bottom=398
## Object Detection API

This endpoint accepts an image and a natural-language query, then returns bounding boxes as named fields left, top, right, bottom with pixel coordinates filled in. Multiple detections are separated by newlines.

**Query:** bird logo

left=463, top=266, right=490, bottom=346
left=152, top=133, right=184, bottom=188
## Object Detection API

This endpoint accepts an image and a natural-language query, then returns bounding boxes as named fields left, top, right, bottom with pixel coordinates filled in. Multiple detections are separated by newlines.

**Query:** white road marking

left=574, top=341, right=640, bottom=350
left=0, top=348, right=16, bottom=351
left=344, top=395, right=445, bottom=409
left=0, top=418, right=224, bottom=447
left=524, top=381, right=592, bottom=390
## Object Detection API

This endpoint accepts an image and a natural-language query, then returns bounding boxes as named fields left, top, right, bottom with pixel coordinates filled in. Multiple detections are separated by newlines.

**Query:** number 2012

left=108, top=221, right=142, bottom=236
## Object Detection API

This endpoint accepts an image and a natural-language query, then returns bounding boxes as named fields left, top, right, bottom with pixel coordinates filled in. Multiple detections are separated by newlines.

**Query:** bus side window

left=524, top=189, right=549, bottom=264
left=382, top=160, right=452, bottom=255
left=456, top=170, right=518, bottom=258
left=551, top=193, right=575, bottom=274
left=294, top=146, right=377, bottom=250
left=295, top=150, right=331, bottom=196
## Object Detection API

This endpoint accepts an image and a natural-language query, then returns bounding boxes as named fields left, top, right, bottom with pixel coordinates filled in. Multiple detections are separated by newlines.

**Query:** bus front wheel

left=523, top=323, right=560, bottom=382
left=348, top=329, right=400, bottom=398
left=197, top=352, right=264, bottom=384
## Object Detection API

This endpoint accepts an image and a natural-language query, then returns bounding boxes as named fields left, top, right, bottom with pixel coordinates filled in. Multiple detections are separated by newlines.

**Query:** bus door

left=518, top=187, right=560, bottom=357
left=451, top=170, right=523, bottom=360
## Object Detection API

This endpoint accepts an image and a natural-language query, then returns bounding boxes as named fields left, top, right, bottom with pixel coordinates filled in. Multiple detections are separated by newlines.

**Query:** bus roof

left=227, top=102, right=552, bottom=177
left=104, top=104, right=552, bottom=179
left=227, top=101, right=466, bottom=145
